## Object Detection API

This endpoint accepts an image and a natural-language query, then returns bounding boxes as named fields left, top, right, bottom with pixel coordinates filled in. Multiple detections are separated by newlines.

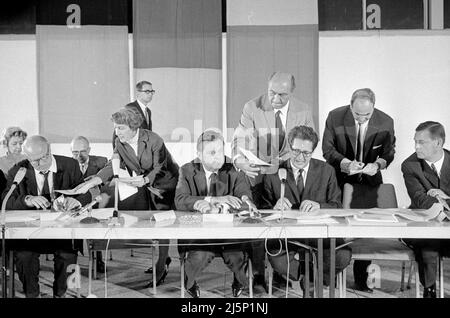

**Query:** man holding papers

left=232, top=72, right=315, bottom=287
left=402, top=121, right=450, bottom=298
left=175, top=130, right=253, bottom=298
left=75, top=107, right=179, bottom=287
left=2, top=135, right=91, bottom=298
left=261, top=126, right=351, bottom=291
left=322, top=88, right=396, bottom=292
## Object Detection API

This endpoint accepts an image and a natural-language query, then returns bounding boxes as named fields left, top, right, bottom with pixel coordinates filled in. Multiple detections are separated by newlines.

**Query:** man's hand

left=427, top=189, right=450, bottom=200
left=361, top=163, right=378, bottom=176
left=299, top=200, right=320, bottom=213
left=274, top=197, right=292, bottom=211
left=341, top=159, right=364, bottom=174
left=73, top=176, right=102, bottom=194
left=63, top=197, right=82, bottom=211
left=193, top=200, right=213, bottom=214
left=25, top=195, right=50, bottom=209
left=234, top=156, right=260, bottom=178
left=210, top=196, right=242, bottom=209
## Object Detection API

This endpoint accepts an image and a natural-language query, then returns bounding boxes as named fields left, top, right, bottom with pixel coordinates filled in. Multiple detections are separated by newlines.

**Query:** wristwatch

left=143, top=176, right=150, bottom=184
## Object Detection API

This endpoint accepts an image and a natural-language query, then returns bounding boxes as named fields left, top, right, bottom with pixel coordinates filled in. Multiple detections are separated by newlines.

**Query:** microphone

left=79, top=195, right=103, bottom=224
left=111, top=153, right=120, bottom=218
left=278, top=168, right=287, bottom=222
left=1, top=166, right=26, bottom=298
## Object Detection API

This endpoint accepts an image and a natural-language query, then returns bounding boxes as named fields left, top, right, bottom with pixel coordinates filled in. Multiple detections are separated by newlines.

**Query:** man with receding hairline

left=2, top=135, right=91, bottom=297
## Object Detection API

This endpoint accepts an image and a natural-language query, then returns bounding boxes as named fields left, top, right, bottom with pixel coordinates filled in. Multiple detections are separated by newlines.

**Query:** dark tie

left=145, top=107, right=152, bottom=130
left=431, top=163, right=439, bottom=177
left=40, top=171, right=50, bottom=198
left=275, top=110, right=285, bottom=151
left=208, top=172, right=218, bottom=196
left=296, top=169, right=304, bottom=197
left=355, top=123, right=363, bottom=162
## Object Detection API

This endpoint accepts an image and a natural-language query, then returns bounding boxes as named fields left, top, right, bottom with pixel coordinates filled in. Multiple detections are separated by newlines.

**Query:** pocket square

left=372, top=145, right=382, bottom=149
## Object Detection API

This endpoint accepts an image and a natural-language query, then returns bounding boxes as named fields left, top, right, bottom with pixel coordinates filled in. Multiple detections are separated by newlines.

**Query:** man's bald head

left=267, top=72, right=296, bottom=109
left=23, top=135, right=52, bottom=171
left=70, top=136, right=90, bottom=164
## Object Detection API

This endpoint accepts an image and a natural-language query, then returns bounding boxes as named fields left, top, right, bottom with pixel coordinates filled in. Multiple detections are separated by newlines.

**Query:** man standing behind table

left=70, top=136, right=108, bottom=273
left=402, top=121, right=450, bottom=298
left=2, top=135, right=91, bottom=298
left=232, top=71, right=315, bottom=288
left=112, top=80, right=155, bottom=147
left=322, top=88, right=396, bottom=292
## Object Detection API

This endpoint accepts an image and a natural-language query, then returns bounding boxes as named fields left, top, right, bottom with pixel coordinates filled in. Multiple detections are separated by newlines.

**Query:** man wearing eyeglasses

left=322, top=88, right=396, bottom=293
left=261, top=126, right=351, bottom=293
left=112, top=80, right=155, bottom=147
left=231, top=72, right=315, bottom=289
left=2, top=135, right=92, bottom=297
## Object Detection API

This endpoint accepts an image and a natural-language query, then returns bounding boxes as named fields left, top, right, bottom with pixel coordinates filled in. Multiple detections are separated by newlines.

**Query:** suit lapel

left=137, top=129, right=146, bottom=163
left=284, top=161, right=300, bottom=203
left=363, top=113, right=380, bottom=161
left=26, top=167, right=38, bottom=196
left=343, top=107, right=357, bottom=158
left=303, top=159, right=318, bottom=199
left=421, top=160, right=440, bottom=188
left=284, top=107, right=297, bottom=152
left=193, top=162, right=207, bottom=196
left=216, top=168, right=229, bottom=196
left=440, top=151, right=450, bottom=189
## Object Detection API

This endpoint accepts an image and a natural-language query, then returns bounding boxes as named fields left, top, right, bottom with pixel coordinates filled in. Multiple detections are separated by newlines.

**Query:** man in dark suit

left=322, top=88, right=396, bottom=292
left=402, top=121, right=450, bottom=298
left=175, top=130, right=254, bottom=298
left=70, top=135, right=108, bottom=272
left=2, top=135, right=91, bottom=298
left=232, top=71, right=315, bottom=287
left=262, top=126, right=351, bottom=290
left=112, top=80, right=154, bottom=147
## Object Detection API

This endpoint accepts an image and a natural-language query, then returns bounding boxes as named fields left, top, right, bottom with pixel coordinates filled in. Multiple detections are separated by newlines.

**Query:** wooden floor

left=4, top=241, right=450, bottom=298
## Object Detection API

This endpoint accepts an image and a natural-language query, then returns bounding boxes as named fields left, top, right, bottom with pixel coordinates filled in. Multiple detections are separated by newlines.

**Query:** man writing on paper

left=75, top=107, right=179, bottom=287
left=322, top=88, right=396, bottom=292
left=175, top=130, right=255, bottom=298
left=402, top=121, right=450, bottom=298
left=261, top=126, right=351, bottom=292
left=232, top=71, right=315, bottom=287
left=1, top=135, right=91, bottom=298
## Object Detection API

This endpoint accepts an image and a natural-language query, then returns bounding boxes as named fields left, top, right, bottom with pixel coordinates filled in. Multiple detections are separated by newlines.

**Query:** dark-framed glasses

left=290, top=148, right=313, bottom=158
left=138, top=89, right=155, bottom=95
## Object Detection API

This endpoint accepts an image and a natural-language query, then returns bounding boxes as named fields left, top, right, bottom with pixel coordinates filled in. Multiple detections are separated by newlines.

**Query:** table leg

left=304, top=251, right=310, bottom=298
left=317, top=238, right=323, bottom=298
left=330, top=238, right=335, bottom=298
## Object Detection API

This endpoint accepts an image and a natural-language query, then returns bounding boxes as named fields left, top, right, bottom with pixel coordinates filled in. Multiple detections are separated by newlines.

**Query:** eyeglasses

left=28, top=152, right=50, bottom=165
left=290, top=148, right=313, bottom=158
left=138, top=90, right=156, bottom=95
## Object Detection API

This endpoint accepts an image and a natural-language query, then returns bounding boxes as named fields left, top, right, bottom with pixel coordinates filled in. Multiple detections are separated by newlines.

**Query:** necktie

left=80, top=164, right=86, bottom=175
left=275, top=110, right=285, bottom=151
left=145, top=107, right=152, bottom=129
left=296, top=169, right=304, bottom=197
left=208, top=173, right=218, bottom=196
left=40, top=171, right=50, bottom=197
left=431, top=163, right=439, bottom=177
left=355, top=123, right=363, bottom=162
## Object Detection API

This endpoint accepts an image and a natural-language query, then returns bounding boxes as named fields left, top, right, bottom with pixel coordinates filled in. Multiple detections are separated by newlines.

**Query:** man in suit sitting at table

left=261, top=125, right=351, bottom=292
left=402, top=121, right=450, bottom=298
left=2, top=135, right=91, bottom=298
left=175, top=129, right=255, bottom=298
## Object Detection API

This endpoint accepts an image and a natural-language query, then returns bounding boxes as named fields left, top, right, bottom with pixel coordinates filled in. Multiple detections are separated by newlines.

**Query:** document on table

left=262, top=210, right=331, bottom=221
left=361, top=203, right=445, bottom=222
left=238, top=147, right=271, bottom=166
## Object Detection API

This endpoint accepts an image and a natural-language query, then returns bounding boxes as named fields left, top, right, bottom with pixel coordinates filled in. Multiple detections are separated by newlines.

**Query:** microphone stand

left=108, top=175, right=121, bottom=226
left=278, top=180, right=286, bottom=223
left=1, top=183, right=18, bottom=298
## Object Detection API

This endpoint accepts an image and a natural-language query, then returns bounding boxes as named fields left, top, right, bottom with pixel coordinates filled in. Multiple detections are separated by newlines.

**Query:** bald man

left=231, top=72, right=315, bottom=290
left=2, top=135, right=91, bottom=298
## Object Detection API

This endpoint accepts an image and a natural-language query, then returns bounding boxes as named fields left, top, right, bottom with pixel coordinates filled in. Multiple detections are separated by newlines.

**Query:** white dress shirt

left=137, top=100, right=150, bottom=124
left=425, top=151, right=445, bottom=178
left=273, top=101, right=290, bottom=131
left=34, top=155, right=57, bottom=196
left=126, top=128, right=140, bottom=157
left=290, top=160, right=309, bottom=187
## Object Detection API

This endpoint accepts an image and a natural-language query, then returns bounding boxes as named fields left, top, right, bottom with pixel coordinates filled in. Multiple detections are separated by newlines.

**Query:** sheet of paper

left=153, top=210, right=176, bottom=222
left=297, top=218, right=339, bottom=224
left=354, top=214, right=398, bottom=223
left=262, top=210, right=331, bottom=221
left=5, top=215, right=38, bottom=223
left=203, top=214, right=234, bottom=223
left=54, top=189, right=82, bottom=196
left=118, top=168, right=138, bottom=200
left=238, top=147, right=271, bottom=166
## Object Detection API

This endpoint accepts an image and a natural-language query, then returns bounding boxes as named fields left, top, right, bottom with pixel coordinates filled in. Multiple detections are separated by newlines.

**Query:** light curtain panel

left=133, top=0, right=222, bottom=142
left=226, top=0, right=319, bottom=133
left=36, top=0, right=130, bottom=143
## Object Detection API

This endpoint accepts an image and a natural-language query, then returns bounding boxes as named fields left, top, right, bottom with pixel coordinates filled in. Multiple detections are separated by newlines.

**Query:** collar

left=137, top=99, right=149, bottom=111
left=34, top=154, right=57, bottom=174
left=425, top=150, right=445, bottom=176
left=290, top=159, right=309, bottom=178
left=273, top=101, right=290, bottom=116
left=201, top=164, right=219, bottom=179
left=127, top=128, right=140, bottom=146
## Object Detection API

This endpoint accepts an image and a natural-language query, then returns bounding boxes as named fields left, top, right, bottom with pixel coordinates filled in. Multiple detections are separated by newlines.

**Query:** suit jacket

left=232, top=94, right=315, bottom=168
left=322, top=105, right=395, bottom=187
left=402, top=149, right=450, bottom=209
left=112, top=100, right=152, bottom=147
left=261, top=159, right=342, bottom=209
left=83, top=155, right=108, bottom=178
left=175, top=158, right=252, bottom=211
left=2, top=155, right=92, bottom=210
left=99, top=129, right=179, bottom=210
